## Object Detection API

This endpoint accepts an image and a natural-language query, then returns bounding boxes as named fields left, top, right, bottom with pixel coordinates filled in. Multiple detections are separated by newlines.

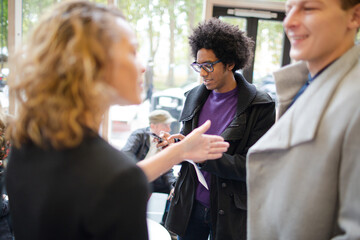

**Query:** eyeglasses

left=190, top=60, right=221, bottom=73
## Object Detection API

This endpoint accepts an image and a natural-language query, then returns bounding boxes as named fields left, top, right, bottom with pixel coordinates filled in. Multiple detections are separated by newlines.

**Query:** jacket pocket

left=233, top=193, right=247, bottom=210
left=222, top=114, right=246, bottom=141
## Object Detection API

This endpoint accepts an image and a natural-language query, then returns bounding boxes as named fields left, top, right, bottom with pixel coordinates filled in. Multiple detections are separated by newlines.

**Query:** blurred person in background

left=144, top=59, right=154, bottom=102
left=4, top=1, right=229, bottom=240
left=122, top=109, right=177, bottom=225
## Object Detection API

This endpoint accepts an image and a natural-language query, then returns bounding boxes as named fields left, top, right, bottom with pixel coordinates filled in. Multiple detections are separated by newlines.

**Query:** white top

left=144, top=135, right=160, bottom=159
left=147, top=218, right=171, bottom=240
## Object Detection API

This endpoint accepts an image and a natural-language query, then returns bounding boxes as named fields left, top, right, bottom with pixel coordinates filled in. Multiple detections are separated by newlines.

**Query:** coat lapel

left=179, top=84, right=209, bottom=122
left=250, top=45, right=360, bottom=152
left=273, top=61, right=309, bottom=119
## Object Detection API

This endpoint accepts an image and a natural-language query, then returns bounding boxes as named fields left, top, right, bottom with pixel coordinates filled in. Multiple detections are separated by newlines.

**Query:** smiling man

left=165, top=18, right=275, bottom=240
left=247, top=0, right=360, bottom=239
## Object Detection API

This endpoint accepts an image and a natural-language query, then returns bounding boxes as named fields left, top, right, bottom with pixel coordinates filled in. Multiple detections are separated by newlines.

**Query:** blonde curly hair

left=8, top=1, right=125, bottom=150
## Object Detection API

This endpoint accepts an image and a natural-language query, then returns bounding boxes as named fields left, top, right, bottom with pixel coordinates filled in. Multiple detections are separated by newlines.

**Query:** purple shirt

left=195, top=87, right=238, bottom=207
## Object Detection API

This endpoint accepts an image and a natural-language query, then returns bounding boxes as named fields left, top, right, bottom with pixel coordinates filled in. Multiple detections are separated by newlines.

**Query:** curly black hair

left=189, top=18, right=254, bottom=72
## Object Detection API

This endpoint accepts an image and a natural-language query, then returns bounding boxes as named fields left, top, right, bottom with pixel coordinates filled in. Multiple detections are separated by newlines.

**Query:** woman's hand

left=138, top=120, right=229, bottom=182
left=179, top=120, right=229, bottom=163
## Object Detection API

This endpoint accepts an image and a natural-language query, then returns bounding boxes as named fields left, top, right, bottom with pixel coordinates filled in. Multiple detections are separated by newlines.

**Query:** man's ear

left=227, top=63, right=235, bottom=72
left=349, top=3, right=360, bottom=30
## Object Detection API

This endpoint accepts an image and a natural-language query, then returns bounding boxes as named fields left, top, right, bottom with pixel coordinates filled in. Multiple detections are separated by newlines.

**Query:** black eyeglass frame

left=190, top=60, right=221, bottom=73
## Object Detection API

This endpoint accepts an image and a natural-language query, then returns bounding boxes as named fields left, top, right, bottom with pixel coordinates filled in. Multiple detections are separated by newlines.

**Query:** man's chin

left=204, top=83, right=214, bottom=90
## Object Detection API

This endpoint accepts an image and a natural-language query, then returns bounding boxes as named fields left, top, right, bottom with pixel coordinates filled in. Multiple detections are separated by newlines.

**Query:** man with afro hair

left=165, top=18, right=275, bottom=240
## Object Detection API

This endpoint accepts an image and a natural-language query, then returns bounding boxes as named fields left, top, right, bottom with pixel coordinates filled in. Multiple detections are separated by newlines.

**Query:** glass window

left=0, top=0, right=9, bottom=113
left=219, top=16, right=247, bottom=31
left=22, top=0, right=62, bottom=37
left=215, top=17, right=283, bottom=101
left=252, top=19, right=283, bottom=100
left=22, top=0, right=106, bottom=37
left=91, top=0, right=107, bottom=3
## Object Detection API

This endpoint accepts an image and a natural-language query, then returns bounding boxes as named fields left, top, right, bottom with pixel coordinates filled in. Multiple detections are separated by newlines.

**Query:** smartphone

left=150, top=132, right=163, bottom=143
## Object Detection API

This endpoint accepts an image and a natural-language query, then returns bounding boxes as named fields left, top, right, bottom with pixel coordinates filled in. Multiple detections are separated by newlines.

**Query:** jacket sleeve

left=335, top=108, right=360, bottom=239
left=121, top=130, right=144, bottom=160
left=162, top=168, right=177, bottom=188
left=201, top=102, right=275, bottom=181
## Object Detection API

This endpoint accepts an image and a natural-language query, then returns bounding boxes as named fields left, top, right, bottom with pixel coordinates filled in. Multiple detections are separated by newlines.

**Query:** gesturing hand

left=179, top=120, right=229, bottom=163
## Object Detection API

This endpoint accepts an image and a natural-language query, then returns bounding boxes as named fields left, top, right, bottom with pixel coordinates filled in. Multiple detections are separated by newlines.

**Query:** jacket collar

left=179, top=72, right=257, bottom=122
left=273, top=61, right=309, bottom=119
left=250, top=45, right=360, bottom=152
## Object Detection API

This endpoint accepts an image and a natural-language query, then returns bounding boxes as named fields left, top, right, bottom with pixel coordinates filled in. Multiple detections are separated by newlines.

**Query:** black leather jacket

left=122, top=127, right=176, bottom=194
left=165, top=73, right=275, bottom=240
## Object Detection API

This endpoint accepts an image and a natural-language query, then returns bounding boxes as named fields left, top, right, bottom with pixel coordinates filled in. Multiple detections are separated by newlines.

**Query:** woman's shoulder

left=81, top=135, right=139, bottom=171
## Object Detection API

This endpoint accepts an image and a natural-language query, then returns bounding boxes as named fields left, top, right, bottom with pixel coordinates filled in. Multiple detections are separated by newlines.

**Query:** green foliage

left=22, top=0, right=59, bottom=37
left=117, top=0, right=203, bottom=88
left=22, top=0, right=107, bottom=38
left=256, top=20, right=284, bottom=65
left=91, top=0, right=107, bottom=3
left=220, top=16, right=246, bottom=31
left=11, top=0, right=204, bottom=88
left=0, top=0, right=8, bottom=54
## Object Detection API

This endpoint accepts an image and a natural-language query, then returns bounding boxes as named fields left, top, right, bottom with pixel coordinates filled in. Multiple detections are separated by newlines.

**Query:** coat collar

left=250, top=45, right=360, bottom=152
left=179, top=72, right=257, bottom=122
left=273, top=61, right=309, bottom=119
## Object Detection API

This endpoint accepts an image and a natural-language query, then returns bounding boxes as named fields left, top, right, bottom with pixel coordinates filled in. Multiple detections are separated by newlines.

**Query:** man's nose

left=283, top=8, right=300, bottom=30
left=199, top=67, right=209, bottom=77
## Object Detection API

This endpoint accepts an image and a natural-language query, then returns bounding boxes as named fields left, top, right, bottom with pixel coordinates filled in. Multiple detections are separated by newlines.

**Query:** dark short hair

left=341, top=0, right=359, bottom=9
left=189, top=18, right=254, bottom=73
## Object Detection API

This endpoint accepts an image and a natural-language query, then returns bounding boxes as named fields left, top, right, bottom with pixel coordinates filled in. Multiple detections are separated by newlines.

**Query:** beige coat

left=247, top=45, right=360, bottom=240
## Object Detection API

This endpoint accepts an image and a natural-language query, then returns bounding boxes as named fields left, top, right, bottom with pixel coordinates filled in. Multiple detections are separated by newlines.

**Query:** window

left=0, top=0, right=9, bottom=113
left=214, top=3, right=289, bottom=101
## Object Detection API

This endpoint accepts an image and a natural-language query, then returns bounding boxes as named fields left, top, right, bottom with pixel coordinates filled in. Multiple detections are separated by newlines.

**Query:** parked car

left=150, top=81, right=201, bottom=134
left=150, top=88, right=184, bottom=134
left=255, top=74, right=277, bottom=102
